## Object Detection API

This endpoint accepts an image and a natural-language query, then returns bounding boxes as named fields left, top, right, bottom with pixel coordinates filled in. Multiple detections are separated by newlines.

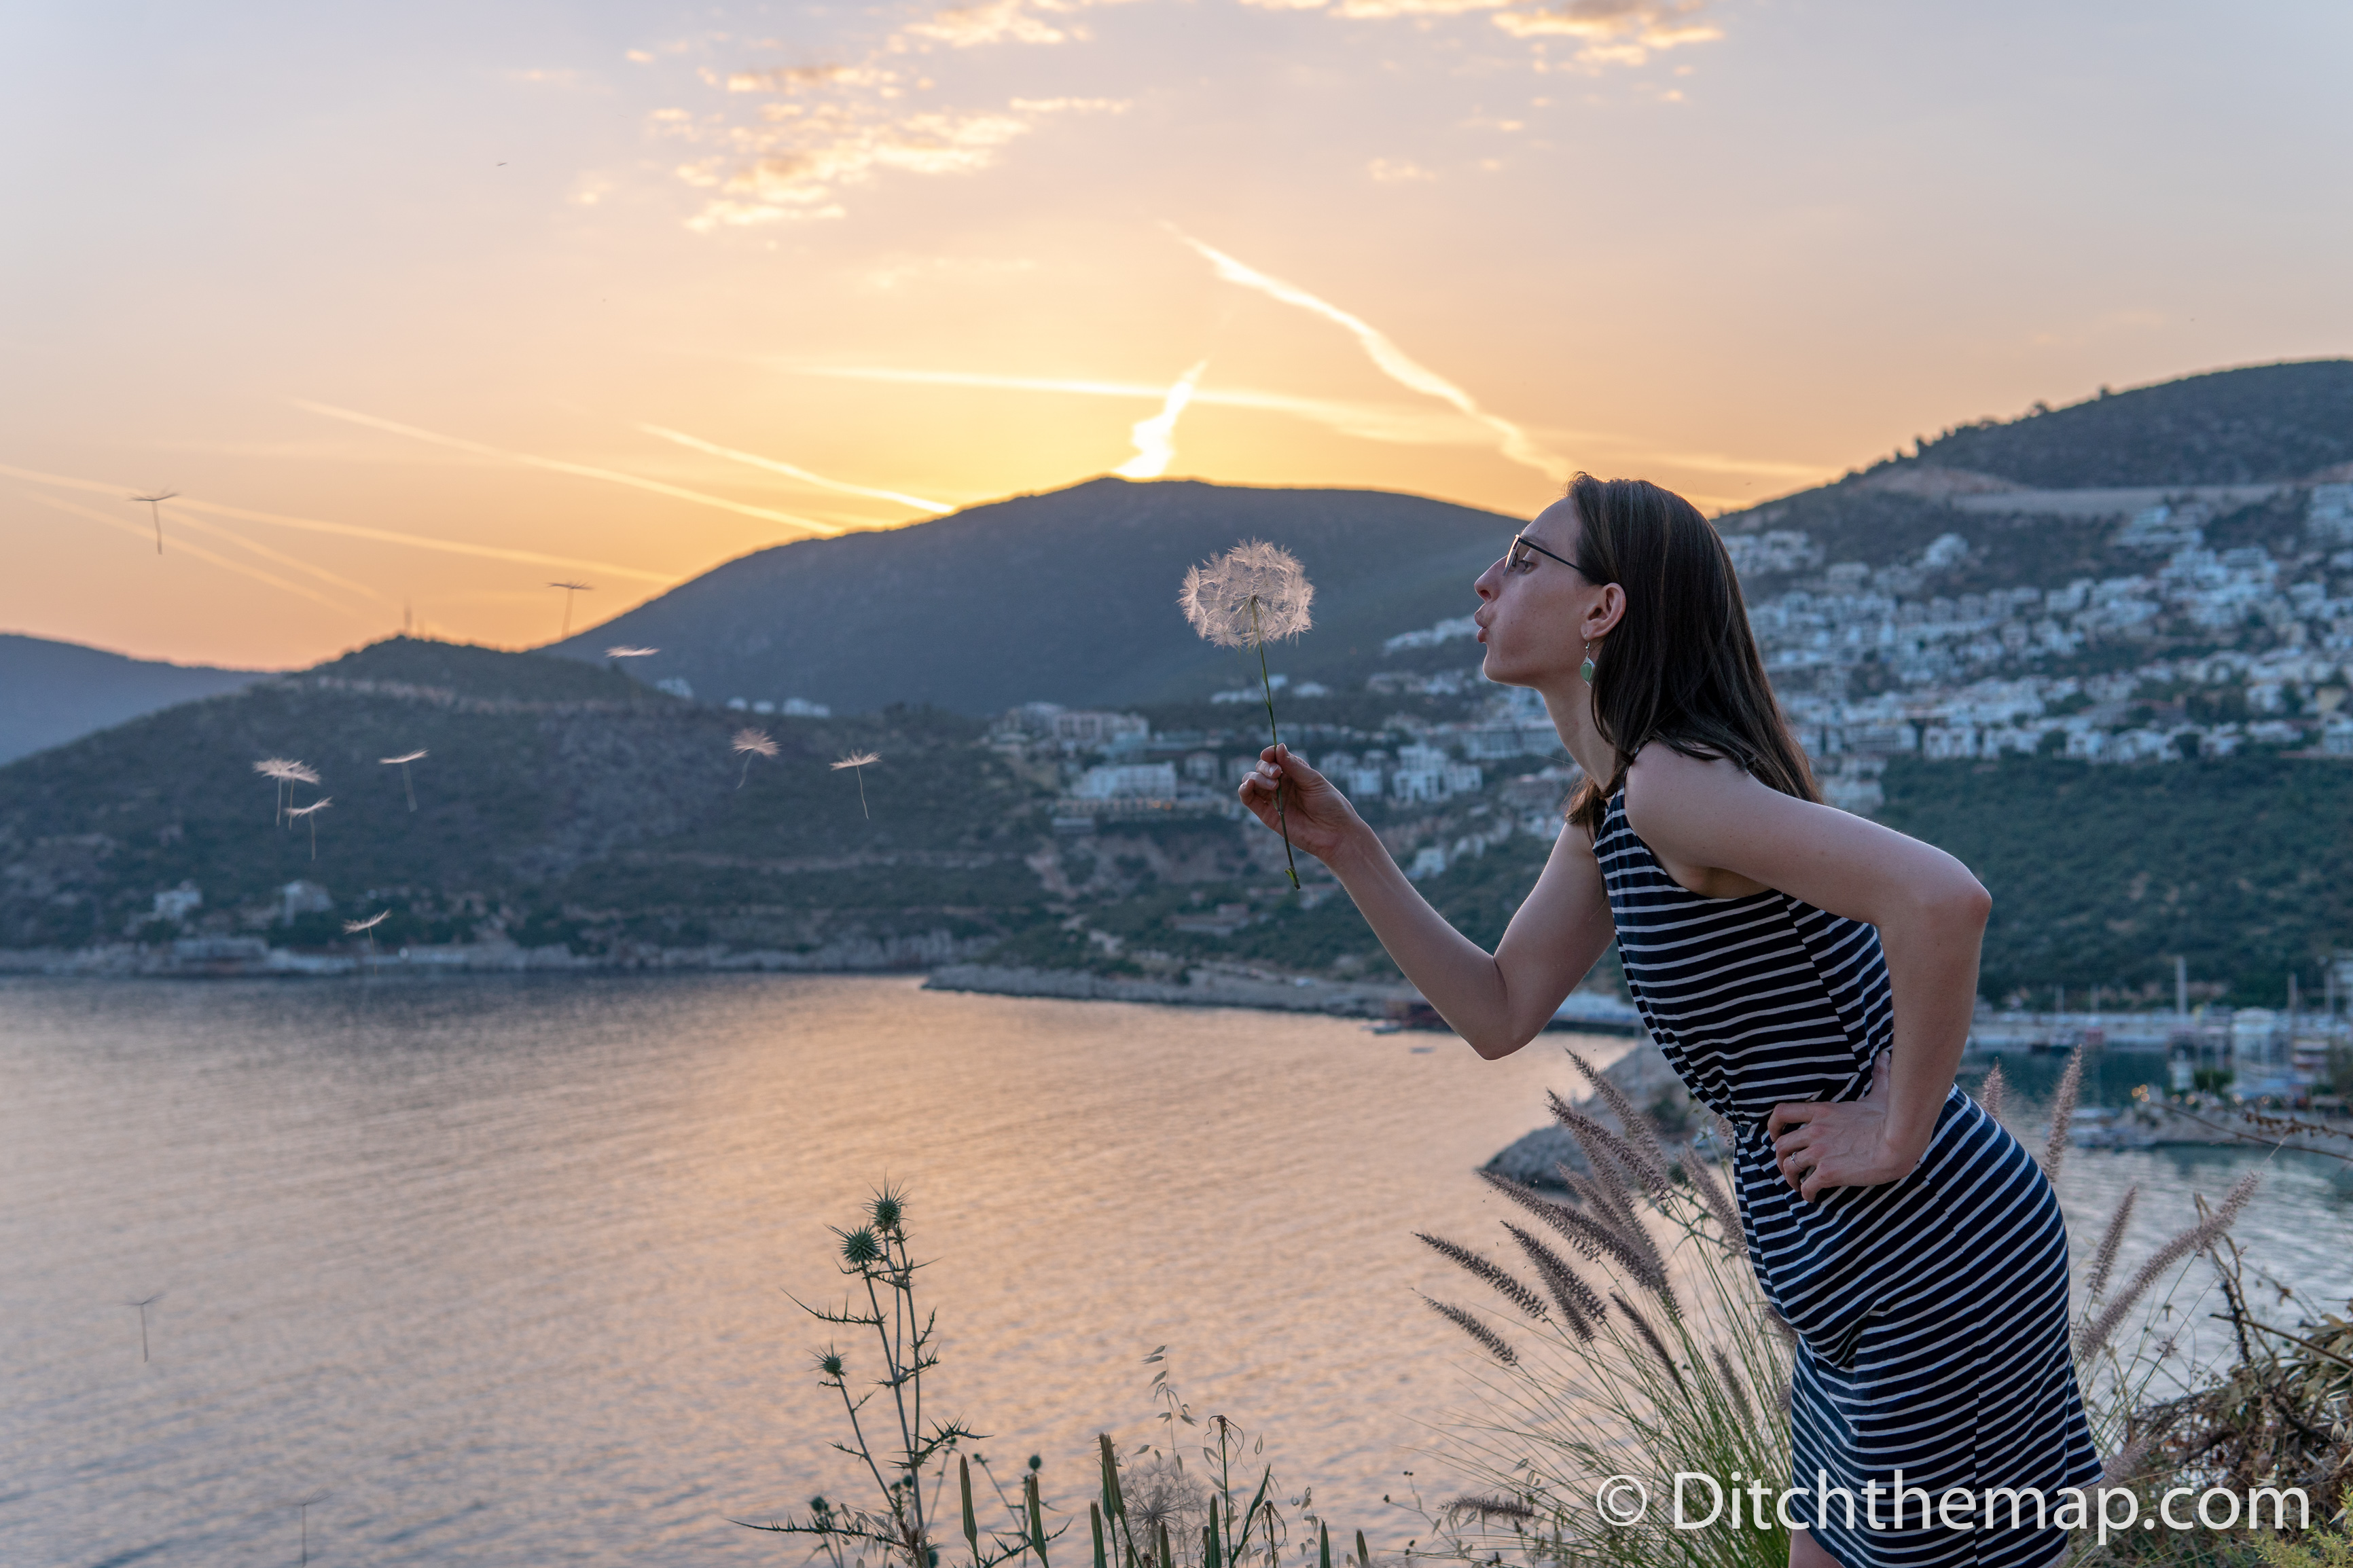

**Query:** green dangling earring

left=1579, top=640, right=1596, bottom=685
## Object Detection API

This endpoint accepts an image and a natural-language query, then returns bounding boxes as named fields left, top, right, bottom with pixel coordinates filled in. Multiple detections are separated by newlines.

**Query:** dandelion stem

left=1249, top=598, right=1299, bottom=890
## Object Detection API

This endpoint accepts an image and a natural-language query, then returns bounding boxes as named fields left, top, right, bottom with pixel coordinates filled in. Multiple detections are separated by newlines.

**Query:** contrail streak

left=291, top=401, right=843, bottom=536
left=1166, top=227, right=1568, bottom=482
left=0, top=460, right=676, bottom=583
left=1115, top=361, right=1208, bottom=479
left=15, top=489, right=350, bottom=610
left=635, top=425, right=952, bottom=515
left=156, top=507, right=389, bottom=602
left=770, top=365, right=1489, bottom=448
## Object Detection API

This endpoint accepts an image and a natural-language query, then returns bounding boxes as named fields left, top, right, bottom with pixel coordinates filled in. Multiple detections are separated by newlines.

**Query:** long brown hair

left=1557, top=473, right=1820, bottom=832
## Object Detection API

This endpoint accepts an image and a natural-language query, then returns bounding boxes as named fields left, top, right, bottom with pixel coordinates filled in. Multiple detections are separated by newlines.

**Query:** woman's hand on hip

left=1765, top=1052, right=1924, bottom=1201
left=1238, top=745, right=1367, bottom=864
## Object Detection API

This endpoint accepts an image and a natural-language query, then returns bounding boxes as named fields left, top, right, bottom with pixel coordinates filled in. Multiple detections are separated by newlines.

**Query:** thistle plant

left=734, top=727, right=780, bottom=789
left=742, top=1184, right=1002, bottom=1567
left=1179, top=541, right=1313, bottom=889
left=740, top=1191, right=1349, bottom=1568
left=380, top=749, right=427, bottom=812
left=833, top=751, right=882, bottom=818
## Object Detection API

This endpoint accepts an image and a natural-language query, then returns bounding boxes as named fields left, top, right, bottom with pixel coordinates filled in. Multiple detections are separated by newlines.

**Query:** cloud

left=1168, top=228, right=1568, bottom=481
left=1367, top=158, right=1435, bottom=183
left=636, top=425, right=954, bottom=514
left=1115, top=361, right=1208, bottom=478
left=906, top=0, right=1071, bottom=46
left=293, top=401, right=844, bottom=536
left=1488, top=0, right=1722, bottom=61
left=661, top=90, right=1121, bottom=227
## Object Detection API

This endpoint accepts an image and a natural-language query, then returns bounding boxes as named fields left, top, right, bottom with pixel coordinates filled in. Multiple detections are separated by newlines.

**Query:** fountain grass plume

left=1501, top=1222, right=1601, bottom=1339
left=732, top=727, right=778, bottom=788
left=2075, top=1171, right=2260, bottom=1363
left=2084, top=1183, right=2140, bottom=1303
left=1416, top=1233, right=1549, bottom=1322
left=379, top=749, right=427, bottom=811
left=1179, top=541, right=1312, bottom=889
left=1562, top=1051, right=1673, bottom=1189
left=832, top=750, right=881, bottom=818
left=1431, top=1084, right=1794, bottom=1568
left=1977, top=1059, right=2009, bottom=1122
left=2042, top=1043, right=2084, bottom=1182
left=1545, top=1088, right=1671, bottom=1202
left=1421, top=1294, right=1518, bottom=1366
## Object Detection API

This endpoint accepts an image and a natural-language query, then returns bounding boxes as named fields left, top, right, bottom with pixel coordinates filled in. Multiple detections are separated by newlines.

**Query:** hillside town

left=1011, top=487, right=2353, bottom=828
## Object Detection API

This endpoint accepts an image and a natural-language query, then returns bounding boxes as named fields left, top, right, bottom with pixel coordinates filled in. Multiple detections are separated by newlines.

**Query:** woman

left=1237, top=475, right=2101, bottom=1568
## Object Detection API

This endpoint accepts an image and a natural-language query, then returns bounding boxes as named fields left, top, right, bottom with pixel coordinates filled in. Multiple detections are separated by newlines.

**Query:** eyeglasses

left=1506, top=531, right=1584, bottom=577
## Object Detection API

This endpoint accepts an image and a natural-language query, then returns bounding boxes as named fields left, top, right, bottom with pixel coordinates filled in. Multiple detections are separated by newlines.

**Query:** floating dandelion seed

left=253, top=758, right=321, bottom=824
left=1180, top=540, right=1313, bottom=886
left=287, top=797, right=331, bottom=860
left=130, top=490, right=178, bottom=553
left=344, top=910, right=388, bottom=962
left=549, top=580, right=593, bottom=640
left=831, top=750, right=880, bottom=818
left=287, top=1490, right=331, bottom=1567
left=126, top=1292, right=164, bottom=1363
left=605, top=645, right=658, bottom=658
left=731, top=727, right=778, bottom=788
left=379, top=749, right=427, bottom=811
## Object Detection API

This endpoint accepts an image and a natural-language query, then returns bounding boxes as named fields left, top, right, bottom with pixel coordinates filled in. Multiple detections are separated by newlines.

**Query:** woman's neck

left=1538, top=678, right=1619, bottom=787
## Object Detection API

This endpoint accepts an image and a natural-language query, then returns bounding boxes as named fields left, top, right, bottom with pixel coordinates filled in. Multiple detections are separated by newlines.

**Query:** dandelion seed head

left=343, top=912, right=389, bottom=934
left=255, top=757, right=321, bottom=785
left=732, top=727, right=780, bottom=759
left=605, top=646, right=659, bottom=657
left=285, top=797, right=333, bottom=818
left=379, top=750, right=427, bottom=765
left=1179, top=540, right=1313, bottom=648
left=831, top=750, right=880, bottom=770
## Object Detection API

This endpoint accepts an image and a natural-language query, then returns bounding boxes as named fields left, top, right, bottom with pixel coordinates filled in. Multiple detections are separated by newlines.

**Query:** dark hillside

left=0, top=638, right=1050, bottom=956
left=1907, top=359, right=2353, bottom=488
left=0, top=633, right=260, bottom=765
left=1878, top=754, right=2353, bottom=1006
left=546, top=477, right=1514, bottom=715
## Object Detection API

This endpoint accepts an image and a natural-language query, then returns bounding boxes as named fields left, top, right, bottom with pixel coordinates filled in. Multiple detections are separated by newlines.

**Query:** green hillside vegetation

left=1877, top=753, right=2353, bottom=1008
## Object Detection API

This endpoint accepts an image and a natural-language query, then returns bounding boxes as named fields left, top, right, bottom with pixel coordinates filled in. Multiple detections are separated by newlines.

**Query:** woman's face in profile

left=1473, top=496, right=1590, bottom=689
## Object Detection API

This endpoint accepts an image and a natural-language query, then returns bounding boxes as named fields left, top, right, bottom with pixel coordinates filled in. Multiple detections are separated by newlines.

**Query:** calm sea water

left=3, top=976, right=2347, bottom=1567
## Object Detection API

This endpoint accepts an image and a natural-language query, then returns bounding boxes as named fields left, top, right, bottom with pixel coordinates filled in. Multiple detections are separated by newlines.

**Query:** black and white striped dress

left=1594, top=789, right=2102, bottom=1568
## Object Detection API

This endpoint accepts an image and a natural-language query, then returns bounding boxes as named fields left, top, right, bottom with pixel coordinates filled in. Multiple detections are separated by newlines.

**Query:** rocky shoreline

left=1479, top=1042, right=2353, bottom=1190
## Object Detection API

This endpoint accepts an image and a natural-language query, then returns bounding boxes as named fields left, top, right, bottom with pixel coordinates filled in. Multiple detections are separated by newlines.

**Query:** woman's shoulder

left=1619, top=744, right=1755, bottom=828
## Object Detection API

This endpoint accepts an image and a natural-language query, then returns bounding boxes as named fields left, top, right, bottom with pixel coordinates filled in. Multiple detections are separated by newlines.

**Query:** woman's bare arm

left=1621, top=747, right=1990, bottom=1197
left=1241, top=746, right=1615, bottom=1057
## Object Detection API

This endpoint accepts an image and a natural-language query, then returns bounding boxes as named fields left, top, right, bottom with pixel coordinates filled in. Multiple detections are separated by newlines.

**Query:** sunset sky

left=5, top=0, right=2348, bottom=669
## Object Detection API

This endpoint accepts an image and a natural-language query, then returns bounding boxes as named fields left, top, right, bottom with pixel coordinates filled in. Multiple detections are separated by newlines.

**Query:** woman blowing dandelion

left=1236, top=475, right=2098, bottom=1568
left=1181, top=540, right=1311, bottom=887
